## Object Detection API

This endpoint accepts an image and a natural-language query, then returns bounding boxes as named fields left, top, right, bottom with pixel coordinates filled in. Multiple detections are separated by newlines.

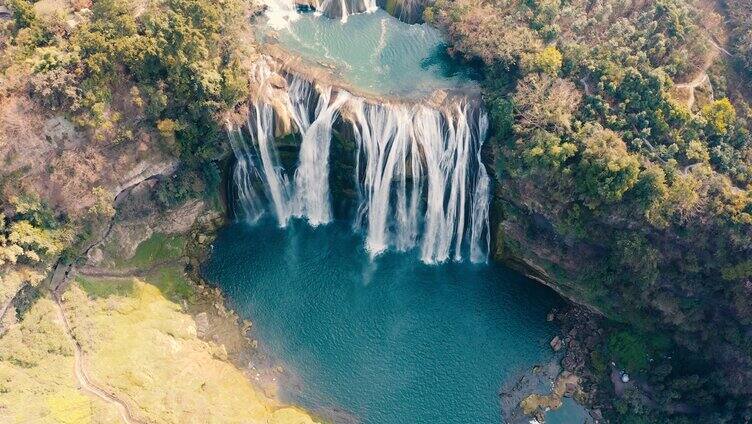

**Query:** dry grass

left=0, top=277, right=319, bottom=423
left=63, top=277, right=319, bottom=424
left=0, top=298, right=120, bottom=423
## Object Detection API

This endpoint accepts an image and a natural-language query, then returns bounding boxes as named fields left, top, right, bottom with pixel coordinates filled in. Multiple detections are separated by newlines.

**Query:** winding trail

left=40, top=172, right=174, bottom=424
left=0, top=292, right=20, bottom=335
left=672, top=24, right=738, bottom=110
left=51, top=280, right=144, bottom=424
left=77, top=257, right=182, bottom=279
left=706, top=33, right=733, bottom=58
left=675, top=72, right=711, bottom=110
left=673, top=39, right=720, bottom=111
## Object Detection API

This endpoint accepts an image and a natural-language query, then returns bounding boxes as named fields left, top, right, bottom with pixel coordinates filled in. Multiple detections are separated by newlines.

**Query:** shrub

left=521, top=45, right=563, bottom=76
left=608, top=331, right=649, bottom=371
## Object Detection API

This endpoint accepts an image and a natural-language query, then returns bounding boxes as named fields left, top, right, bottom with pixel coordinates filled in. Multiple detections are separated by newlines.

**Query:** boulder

left=564, top=382, right=577, bottom=396
left=267, top=73, right=287, bottom=90
left=195, top=312, right=210, bottom=338
left=550, top=336, right=563, bottom=351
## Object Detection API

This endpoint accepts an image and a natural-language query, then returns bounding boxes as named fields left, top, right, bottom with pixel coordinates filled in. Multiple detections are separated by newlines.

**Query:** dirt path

left=36, top=173, right=176, bottom=423
left=706, top=34, right=733, bottom=58
left=77, top=258, right=184, bottom=279
left=0, top=291, right=20, bottom=335
left=674, top=35, right=723, bottom=109
left=672, top=22, right=737, bottom=110
left=675, top=72, right=710, bottom=110
left=51, top=265, right=145, bottom=424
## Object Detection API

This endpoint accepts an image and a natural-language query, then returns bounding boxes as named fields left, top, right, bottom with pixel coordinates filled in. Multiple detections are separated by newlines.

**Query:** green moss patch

left=76, top=276, right=135, bottom=299
left=117, top=233, right=187, bottom=269
left=144, top=266, right=195, bottom=302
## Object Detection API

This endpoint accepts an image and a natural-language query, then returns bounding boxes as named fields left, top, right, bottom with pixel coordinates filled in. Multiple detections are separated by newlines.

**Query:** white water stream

left=291, top=85, right=351, bottom=225
left=264, top=0, right=377, bottom=26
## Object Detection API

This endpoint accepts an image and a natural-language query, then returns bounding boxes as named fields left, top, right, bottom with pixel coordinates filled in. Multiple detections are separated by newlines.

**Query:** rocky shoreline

left=72, top=171, right=321, bottom=422
left=185, top=203, right=358, bottom=423
left=498, top=305, right=605, bottom=423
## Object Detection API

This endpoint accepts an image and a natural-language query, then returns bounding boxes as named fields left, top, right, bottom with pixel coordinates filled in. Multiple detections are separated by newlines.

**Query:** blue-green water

left=264, top=10, right=477, bottom=96
left=204, top=220, right=565, bottom=423
left=547, top=397, right=593, bottom=424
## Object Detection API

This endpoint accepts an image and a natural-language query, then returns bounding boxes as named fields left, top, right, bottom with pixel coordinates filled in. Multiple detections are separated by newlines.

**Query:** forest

left=1, top=0, right=250, bottom=276
left=427, top=0, right=752, bottom=421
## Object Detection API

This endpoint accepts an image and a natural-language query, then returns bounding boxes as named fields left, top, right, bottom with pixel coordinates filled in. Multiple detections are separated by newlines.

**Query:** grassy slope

left=0, top=298, right=120, bottom=423
left=0, top=233, right=318, bottom=424
left=112, top=233, right=187, bottom=270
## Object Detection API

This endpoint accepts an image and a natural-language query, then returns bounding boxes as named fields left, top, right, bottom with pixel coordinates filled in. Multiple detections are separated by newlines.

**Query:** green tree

left=6, top=0, right=36, bottom=30
left=522, top=129, right=577, bottom=169
left=521, top=45, right=563, bottom=76
left=608, top=331, right=649, bottom=371
left=702, top=98, right=736, bottom=136
left=88, top=187, right=115, bottom=219
left=576, top=124, right=640, bottom=206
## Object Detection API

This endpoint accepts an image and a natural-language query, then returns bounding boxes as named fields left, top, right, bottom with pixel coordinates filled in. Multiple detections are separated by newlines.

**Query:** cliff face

left=420, top=0, right=752, bottom=418
left=488, top=141, right=752, bottom=404
left=376, top=0, right=431, bottom=23
left=236, top=61, right=751, bottom=393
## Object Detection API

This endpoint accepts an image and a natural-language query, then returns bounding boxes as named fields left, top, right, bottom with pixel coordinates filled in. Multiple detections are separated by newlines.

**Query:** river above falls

left=260, top=8, right=478, bottom=97
left=203, top=220, right=567, bottom=423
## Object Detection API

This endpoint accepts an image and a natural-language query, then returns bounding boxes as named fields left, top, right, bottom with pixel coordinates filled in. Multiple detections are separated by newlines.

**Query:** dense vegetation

left=2, top=0, right=249, bottom=204
left=427, top=0, right=752, bottom=421
left=0, top=195, right=71, bottom=304
left=0, top=0, right=250, bottom=289
left=725, top=0, right=752, bottom=75
left=0, top=14, right=252, bottom=410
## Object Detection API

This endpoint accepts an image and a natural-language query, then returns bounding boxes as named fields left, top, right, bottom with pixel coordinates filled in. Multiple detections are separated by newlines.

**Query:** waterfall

left=248, top=102, right=294, bottom=227
left=291, top=86, right=350, bottom=226
left=351, top=100, right=489, bottom=263
left=469, top=112, right=490, bottom=263
left=351, top=100, right=422, bottom=255
left=229, top=64, right=349, bottom=227
left=315, top=0, right=377, bottom=22
left=262, top=0, right=377, bottom=23
left=263, top=0, right=300, bottom=30
left=225, top=102, right=294, bottom=227
left=230, top=63, right=490, bottom=263
left=376, top=0, right=426, bottom=23
left=227, top=125, right=265, bottom=224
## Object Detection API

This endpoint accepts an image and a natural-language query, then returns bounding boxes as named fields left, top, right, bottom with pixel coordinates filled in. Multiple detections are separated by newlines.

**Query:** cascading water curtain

left=315, top=0, right=378, bottom=22
left=469, top=109, right=490, bottom=263
left=228, top=66, right=347, bottom=228
left=227, top=123, right=266, bottom=224
left=230, top=63, right=490, bottom=263
left=351, top=100, right=423, bottom=255
left=350, top=99, right=490, bottom=263
left=262, top=0, right=377, bottom=26
left=290, top=85, right=351, bottom=226
left=225, top=101, right=294, bottom=227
